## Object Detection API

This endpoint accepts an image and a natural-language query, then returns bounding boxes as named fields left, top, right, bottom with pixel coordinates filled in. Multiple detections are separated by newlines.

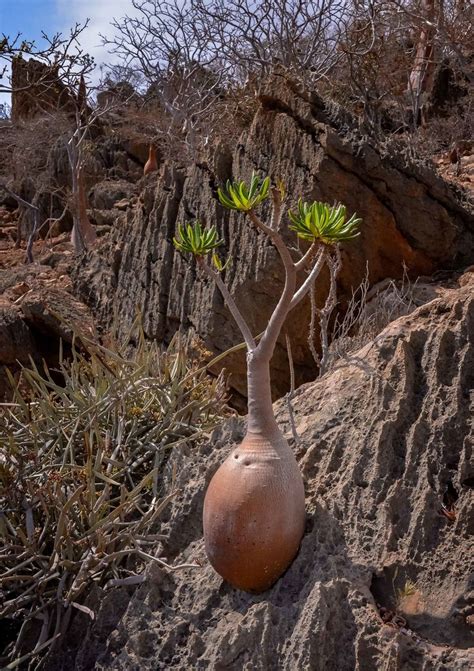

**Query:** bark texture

left=73, top=80, right=474, bottom=399
left=203, top=430, right=305, bottom=593
left=49, top=271, right=474, bottom=671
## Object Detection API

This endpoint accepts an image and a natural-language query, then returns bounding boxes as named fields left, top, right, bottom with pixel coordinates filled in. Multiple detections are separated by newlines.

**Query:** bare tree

left=0, top=23, right=94, bottom=116
left=103, top=1, right=228, bottom=156
left=102, top=0, right=349, bottom=154
left=408, top=0, right=437, bottom=123
left=331, top=0, right=472, bottom=139
left=0, top=25, right=105, bottom=256
left=193, top=0, right=346, bottom=84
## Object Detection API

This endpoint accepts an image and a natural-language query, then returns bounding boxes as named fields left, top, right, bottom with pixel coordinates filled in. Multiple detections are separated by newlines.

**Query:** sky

left=0, top=0, right=137, bottom=105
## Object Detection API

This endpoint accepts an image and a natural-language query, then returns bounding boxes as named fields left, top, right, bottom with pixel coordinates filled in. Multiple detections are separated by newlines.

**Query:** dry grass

left=0, top=325, right=227, bottom=668
left=325, top=265, right=418, bottom=373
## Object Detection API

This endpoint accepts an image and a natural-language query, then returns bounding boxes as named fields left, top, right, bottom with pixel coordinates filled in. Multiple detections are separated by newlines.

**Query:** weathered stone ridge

left=73, top=80, right=474, bottom=400
left=11, top=57, right=78, bottom=123
left=49, top=274, right=474, bottom=671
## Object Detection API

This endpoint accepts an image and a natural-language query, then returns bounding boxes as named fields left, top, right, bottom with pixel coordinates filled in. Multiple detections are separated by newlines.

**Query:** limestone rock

left=20, top=287, right=96, bottom=342
left=11, top=57, right=77, bottom=123
left=0, top=265, right=96, bottom=399
left=0, top=300, right=35, bottom=364
left=49, top=277, right=473, bottom=671
left=89, top=180, right=138, bottom=211
left=73, top=81, right=474, bottom=400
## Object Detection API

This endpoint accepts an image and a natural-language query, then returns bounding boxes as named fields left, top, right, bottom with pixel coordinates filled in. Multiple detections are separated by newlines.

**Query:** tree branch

left=196, top=256, right=256, bottom=351
left=289, top=247, right=326, bottom=311
left=247, top=191, right=298, bottom=358
left=295, top=241, right=319, bottom=271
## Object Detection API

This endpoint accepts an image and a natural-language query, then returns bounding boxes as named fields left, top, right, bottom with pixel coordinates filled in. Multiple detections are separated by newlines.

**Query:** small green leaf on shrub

left=173, top=220, right=223, bottom=256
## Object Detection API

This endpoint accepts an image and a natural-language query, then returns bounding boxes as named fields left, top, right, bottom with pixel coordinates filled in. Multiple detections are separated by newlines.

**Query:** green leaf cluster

left=217, top=172, right=270, bottom=211
left=173, top=220, right=222, bottom=256
left=288, top=199, right=361, bottom=244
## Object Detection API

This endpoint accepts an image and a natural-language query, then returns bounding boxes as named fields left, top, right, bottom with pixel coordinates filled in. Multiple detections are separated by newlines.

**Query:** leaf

left=288, top=199, right=361, bottom=244
left=217, top=173, right=270, bottom=212
left=173, top=221, right=223, bottom=256
left=212, top=252, right=232, bottom=272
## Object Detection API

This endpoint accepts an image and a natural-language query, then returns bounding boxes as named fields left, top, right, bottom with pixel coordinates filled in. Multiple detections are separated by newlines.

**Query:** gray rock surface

left=73, top=81, right=474, bottom=400
left=0, top=264, right=96, bottom=399
left=52, top=274, right=474, bottom=671
left=0, top=301, right=35, bottom=364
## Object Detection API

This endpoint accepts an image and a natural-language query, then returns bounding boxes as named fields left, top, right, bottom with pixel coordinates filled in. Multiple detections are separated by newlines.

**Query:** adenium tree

left=174, top=173, right=361, bottom=592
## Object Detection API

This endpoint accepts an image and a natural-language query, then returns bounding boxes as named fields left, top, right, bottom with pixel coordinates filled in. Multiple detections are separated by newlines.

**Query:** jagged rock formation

left=73, top=80, right=474, bottom=400
left=49, top=271, right=474, bottom=671
left=11, top=57, right=78, bottom=123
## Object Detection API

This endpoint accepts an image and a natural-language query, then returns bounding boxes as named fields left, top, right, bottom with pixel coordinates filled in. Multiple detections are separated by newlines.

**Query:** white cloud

left=55, top=0, right=139, bottom=81
left=0, top=1, right=138, bottom=107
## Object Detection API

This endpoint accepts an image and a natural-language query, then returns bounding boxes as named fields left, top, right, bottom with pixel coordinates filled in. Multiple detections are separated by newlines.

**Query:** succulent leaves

left=288, top=199, right=361, bottom=244
left=218, top=172, right=270, bottom=211
left=173, top=220, right=223, bottom=256
left=212, top=252, right=232, bottom=272
left=174, top=180, right=361, bottom=261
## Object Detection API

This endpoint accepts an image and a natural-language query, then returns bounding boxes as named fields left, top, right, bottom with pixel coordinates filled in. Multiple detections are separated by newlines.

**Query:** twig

left=284, top=332, right=299, bottom=444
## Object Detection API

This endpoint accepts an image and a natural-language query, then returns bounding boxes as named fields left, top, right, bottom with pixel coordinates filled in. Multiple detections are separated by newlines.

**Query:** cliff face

left=51, top=272, right=474, bottom=671
left=73, top=80, right=474, bottom=399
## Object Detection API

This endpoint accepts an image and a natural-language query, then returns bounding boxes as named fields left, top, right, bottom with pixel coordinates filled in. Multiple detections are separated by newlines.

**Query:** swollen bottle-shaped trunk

left=143, top=144, right=158, bottom=176
left=203, top=354, right=305, bottom=592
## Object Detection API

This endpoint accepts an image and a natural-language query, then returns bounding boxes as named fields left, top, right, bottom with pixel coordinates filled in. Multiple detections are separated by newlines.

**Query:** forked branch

left=196, top=256, right=256, bottom=351
left=174, top=173, right=361, bottom=382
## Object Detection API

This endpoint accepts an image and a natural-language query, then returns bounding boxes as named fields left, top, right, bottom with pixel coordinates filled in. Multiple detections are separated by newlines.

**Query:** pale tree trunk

left=408, top=0, right=437, bottom=125
left=67, top=140, right=96, bottom=254
left=201, top=195, right=328, bottom=592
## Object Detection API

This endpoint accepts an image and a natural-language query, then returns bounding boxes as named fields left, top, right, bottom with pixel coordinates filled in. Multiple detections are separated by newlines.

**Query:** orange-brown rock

left=73, top=79, right=473, bottom=401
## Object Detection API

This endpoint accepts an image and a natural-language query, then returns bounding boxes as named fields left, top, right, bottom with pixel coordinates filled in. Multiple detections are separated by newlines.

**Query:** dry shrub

left=0, top=326, right=227, bottom=668
left=326, top=266, right=418, bottom=371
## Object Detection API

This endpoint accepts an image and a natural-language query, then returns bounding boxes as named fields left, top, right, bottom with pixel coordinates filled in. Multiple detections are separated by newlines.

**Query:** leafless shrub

left=102, top=1, right=228, bottom=157
left=192, top=0, right=346, bottom=84
left=325, top=264, right=418, bottom=371
left=331, top=0, right=473, bottom=140
left=102, top=0, right=351, bottom=156
left=0, top=25, right=108, bottom=257
left=0, top=23, right=94, bottom=97
left=308, top=246, right=342, bottom=377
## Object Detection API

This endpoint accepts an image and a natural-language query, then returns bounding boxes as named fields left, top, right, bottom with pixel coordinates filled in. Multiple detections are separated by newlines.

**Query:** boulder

left=89, top=180, right=138, bottom=211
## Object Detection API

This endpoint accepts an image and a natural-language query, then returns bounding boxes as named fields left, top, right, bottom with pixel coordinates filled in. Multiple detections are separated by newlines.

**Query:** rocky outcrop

left=50, top=271, right=474, bottom=671
left=11, top=57, right=78, bottom=123
left=73, top=80, right=474, bottom=400
left=0, top=263, right=96, bottom=399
